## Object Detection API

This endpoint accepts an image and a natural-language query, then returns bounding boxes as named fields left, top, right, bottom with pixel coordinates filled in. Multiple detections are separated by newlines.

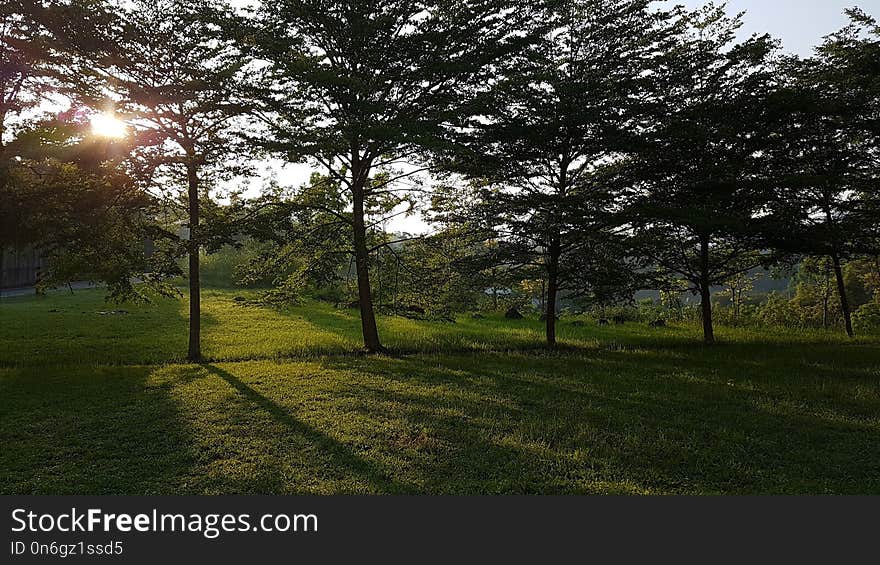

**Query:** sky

left=675, top=0, right=874, bottom=56
left=267, top=0, right=879, bottom=234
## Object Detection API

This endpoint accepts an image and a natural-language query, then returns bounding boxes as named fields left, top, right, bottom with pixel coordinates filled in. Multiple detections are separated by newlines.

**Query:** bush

left=198, top=241, right=277, bottom=289
left=757, top=292, right=804, bottom=328
left=853, top=302, right=880, bottom=334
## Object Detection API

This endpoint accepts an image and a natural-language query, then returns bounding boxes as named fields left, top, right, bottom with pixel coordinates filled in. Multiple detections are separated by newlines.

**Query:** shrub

left=757, top=292, right=803, bottom=328
left=853, top=302, right=880, bottom=334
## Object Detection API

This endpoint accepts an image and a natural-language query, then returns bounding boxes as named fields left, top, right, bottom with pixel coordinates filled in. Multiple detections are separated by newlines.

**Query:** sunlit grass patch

left=1, top=289, right=879, bottom=494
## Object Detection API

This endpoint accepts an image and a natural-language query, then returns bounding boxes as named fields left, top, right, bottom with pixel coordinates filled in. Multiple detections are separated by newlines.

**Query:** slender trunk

left=731, top=288, right=739, bottom=323
left=546, top=160, right=568, bottom=347
left=700, top=285, right=714, bottom=344
left=822, top=261, right=831, bottom=330
left=393, top=257, right=399, bottom=312
left=823, top=294, right=829, bottom=329
left=186, top=163, right=201, bottom=362
left=1, top=112, right=7, bottom=299
left=699, top=234, right=715, bottom=345
left=735, top=293, right=740, bottom=322
left=352, top=180, right=384, bottom=353
left=831, top=253, right=854, bottom=338
left=545, top=237, right=561, bottom=347
left=822, top=202, right=853, bottom=337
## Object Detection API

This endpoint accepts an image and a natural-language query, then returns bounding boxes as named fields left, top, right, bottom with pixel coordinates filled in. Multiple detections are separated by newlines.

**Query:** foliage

left=198, top=239, right=278, bottom=289
left=853, top=302, right=880, bottom=333
left=238, top=174, right=353, bottom=304
left=438, top=0, right=669, bottom=345
left=1, top=117, right=178, bottom=299
left=629, top=3, right=786, bottom=346
left=243, top=0, right=544, bottom=352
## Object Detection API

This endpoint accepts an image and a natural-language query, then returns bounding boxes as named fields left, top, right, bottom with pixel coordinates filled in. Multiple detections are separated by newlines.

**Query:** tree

left=720, top=271, right=757, bottom=324
left=5, top=117, right=179, bottom=299
left=245, top=0, right=540, bottom=353
left=793, top=257, right=838, bottom=329
left=78, top=0, right=253, bottom=360
left=630, top=4, right=780, bottom=344
left=765, top=10, right=880, bottom=338
left=440, top=0, right=669, bottom=346
left=386, top=226, right=511, bottom=316
left=1, top=0, right=115, bottom=249
left=1, top=1, right=167, bottom=297
left=239, top=173, right=355, bottom=304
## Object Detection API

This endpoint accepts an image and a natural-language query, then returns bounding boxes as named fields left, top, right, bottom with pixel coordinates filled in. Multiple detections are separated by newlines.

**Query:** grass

left=1, top=288, right=879, bottom=494
left=1, top=288, right=871, bottom=366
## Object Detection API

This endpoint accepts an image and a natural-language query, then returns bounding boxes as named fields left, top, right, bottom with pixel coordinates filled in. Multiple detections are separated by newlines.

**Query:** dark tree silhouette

left=764, top=11, right=880, bottom=338
left=244, top=0, right=541, bottom=353
left=630, top=4, right=780, bottom=344
left=438, top=0, right=670, bottom=346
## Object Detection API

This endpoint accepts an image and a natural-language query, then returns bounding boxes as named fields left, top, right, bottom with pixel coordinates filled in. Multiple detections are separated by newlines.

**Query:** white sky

left=675, top=0, right=872, bottom=56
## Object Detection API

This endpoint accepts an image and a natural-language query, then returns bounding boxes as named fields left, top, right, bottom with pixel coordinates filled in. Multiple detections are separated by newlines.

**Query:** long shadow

left=0, top=366, right=196, bottom=494
left=202, top=364, right=416, bottom=494
left=319, top=352, right=880, bottom=494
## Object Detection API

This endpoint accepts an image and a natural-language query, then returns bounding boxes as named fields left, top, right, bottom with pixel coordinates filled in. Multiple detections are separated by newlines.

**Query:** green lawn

left=1, top=288, right=879, bottom=494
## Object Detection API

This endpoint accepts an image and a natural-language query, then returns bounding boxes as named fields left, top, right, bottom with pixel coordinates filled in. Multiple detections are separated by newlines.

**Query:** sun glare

left=90, top=112, right=128, bottom=138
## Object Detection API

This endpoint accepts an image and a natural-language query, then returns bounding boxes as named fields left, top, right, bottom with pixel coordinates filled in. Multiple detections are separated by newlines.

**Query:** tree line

left=2, top=0, right=878, bottom=358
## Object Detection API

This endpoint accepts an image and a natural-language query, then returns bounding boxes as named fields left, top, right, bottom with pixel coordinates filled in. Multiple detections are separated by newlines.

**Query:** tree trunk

left=831, top=253, right=854, bottom=338
left=699, top=234, right=715, bottom=345
left=822, top=295, right=829, bottom=329
left=545, top=238, right=561, bottom=347
left=186, top=163, right=201, bottom=362
left=731, top=288, right=739, bottom=323
left=352, top=181, right=384, bottom=353
left=823, top=267, right=831, bottom=329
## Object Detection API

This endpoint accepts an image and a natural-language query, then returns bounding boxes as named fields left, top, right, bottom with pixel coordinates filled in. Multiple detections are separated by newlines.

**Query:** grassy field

left=1, top=288, right=879, bottom=494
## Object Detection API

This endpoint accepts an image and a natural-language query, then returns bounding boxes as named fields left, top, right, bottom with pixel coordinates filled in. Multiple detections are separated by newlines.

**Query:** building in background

left=0, top=247, right=48, bottom=289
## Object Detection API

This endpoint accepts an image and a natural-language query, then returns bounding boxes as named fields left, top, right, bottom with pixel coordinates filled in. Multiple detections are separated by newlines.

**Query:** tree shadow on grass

left=319, top=352, right=880, bottom=494
left=200, top=364, right=416, bottom=494
left=0, top=366, right=197, bottom=494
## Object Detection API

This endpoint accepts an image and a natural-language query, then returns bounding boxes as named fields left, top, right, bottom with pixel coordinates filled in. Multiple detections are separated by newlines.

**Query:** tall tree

left=245, top=0, right=540, bottom=353
left=79, top=0, right=252, bottom=360
left=793, top=257, right=839, bottom=330
left=630, top=4, right=780, bottom=344
left=439, top=0, right=671, bottom=346
left=765, top=9, right=880, bottom=337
